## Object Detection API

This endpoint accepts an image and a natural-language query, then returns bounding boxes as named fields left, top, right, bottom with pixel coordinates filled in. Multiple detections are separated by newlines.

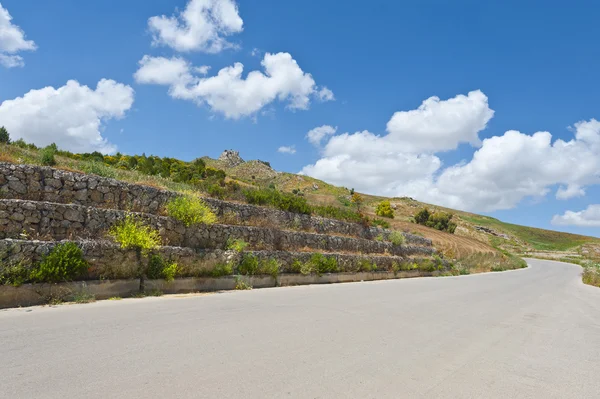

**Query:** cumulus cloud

left=556, top=185, right=585, bottom=200
left=277, top=145, right=296, bottom=154
left=0, top=3, right=36, bottom=68
left=386, top=90, right=494, bottom=152
left=306, top=125, right=337, bottom=146
left=0, top=79, right=134, bottom=153
left=302, top=90, right=600, bottom=212
left=148, top=0, right=243, bottom=53
left=317, top=87, right=335, bottom=102
left=552, top=205, right=600, bottom=227
left=135, top=52, right=330, bottom=119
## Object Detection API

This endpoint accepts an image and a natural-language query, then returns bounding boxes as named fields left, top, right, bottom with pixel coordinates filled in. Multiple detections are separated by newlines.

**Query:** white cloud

left=0, top=3, right=36, bottom=68
left=0, top=79, right=134, bottom=154
left=306, top=125, right=337, bottom=146
left=277, top=145, right=296, bottom=154
left=556, top=185, right=585, bottom=200
left=302, top=89, right=600, bottom=212
left=386, top=90, right=494, bottom=152
left=195, top=65, right=211, bottom=75
left=0, top=53, right=23, bottom=67
left=552, top=205, right=600, bottom=227
left=148, top=0, right=243, bottom=53
left=317, top=87, right=335, bottom=102
left=135, top=52, right=328, bottom=119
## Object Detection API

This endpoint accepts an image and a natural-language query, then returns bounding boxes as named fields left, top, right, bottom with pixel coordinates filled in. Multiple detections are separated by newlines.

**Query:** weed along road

left=2, top=259, right=600, bottom=398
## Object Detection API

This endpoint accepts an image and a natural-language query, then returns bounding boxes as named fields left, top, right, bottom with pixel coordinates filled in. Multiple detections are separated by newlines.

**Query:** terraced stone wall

left=0, top=239, right=440, bottom=281
left=0, top=200, right=433, bottom=257
left=0, top=163, right=432, bottom=247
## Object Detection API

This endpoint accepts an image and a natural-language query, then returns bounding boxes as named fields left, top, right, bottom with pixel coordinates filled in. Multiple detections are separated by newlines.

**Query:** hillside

left=2, top=143, right=598, bottom=264
left=202, top=149, right=600, bottom=259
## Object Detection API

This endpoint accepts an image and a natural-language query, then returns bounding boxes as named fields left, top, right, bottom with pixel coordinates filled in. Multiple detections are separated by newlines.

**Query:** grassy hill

left=2, top=143, right=598, bottom=263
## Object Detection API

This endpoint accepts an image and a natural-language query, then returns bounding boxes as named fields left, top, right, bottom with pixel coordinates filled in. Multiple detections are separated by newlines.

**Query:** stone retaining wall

left=0, top=200, right=434, bottom=257
left=0, top=163, right=432, bottom=246
left=0, top=239, right=440, bottom=281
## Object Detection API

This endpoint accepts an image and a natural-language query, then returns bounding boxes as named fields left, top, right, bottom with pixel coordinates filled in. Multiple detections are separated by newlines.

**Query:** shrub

left=0, top=261, right=30, bottom=286
left=375, top=200, right=395, bottom=219
left=375, top=234, right=384, bottom=242
left=0, top=126, right=10, bottom=144
left=109, top=215, right=161, bottom=255
left=351, top=193, right=364, bottom=212
left=211, top=262, right=234, bottom=277
left=162, top=262, right=179, bottom=282
left=166, top=196, right=217, bottom=227
left=31, top=242, right=88, bottom=283
left=227, top=238, right=248, bottom=252
left=237, top=253, right=259, bottom=275
left=413, top=208, right=457, bottom=234
left=146, top=254, right=166, bottom=279
left=40, top=145, right=57, bottom=166
left=389, top=231, right=405, bottom=246
left=358, top=259, right=376, bottom=272
left=310, top=253, right=338, bottom=274
left=371, top=218, right=390, bottom=229
left=391, top=261, right=400, bottom=274
left=259, top=258, right=280, bottom=279
left=243, top=188, right=311, bottom=215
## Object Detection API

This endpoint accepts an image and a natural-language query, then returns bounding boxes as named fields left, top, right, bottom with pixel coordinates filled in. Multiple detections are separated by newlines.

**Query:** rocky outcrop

left=218, top=150, right=244, bottom=167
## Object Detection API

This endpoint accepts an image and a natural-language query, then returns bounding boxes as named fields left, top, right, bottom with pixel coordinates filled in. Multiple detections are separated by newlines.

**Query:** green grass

left=460, top=214, right=596, bottom=251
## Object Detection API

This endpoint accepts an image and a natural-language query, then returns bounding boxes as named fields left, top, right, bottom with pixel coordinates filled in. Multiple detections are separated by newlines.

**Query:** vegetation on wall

left=166, top=195, right=217, bottom=227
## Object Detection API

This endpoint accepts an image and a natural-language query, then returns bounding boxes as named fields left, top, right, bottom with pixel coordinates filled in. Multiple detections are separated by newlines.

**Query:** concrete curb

left=0, top=271, right=437, bottom=309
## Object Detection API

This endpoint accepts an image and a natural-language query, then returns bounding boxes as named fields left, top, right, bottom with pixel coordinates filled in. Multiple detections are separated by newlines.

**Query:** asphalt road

left=2, top=259, right=600, bottom=398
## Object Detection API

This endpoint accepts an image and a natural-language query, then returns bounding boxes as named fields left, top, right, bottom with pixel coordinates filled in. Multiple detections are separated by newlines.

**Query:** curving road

left=1, top=259, right=600, bottom=398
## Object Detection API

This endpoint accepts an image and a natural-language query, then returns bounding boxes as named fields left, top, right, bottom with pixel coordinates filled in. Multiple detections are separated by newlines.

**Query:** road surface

left=1, top=259, right=600, bottom=398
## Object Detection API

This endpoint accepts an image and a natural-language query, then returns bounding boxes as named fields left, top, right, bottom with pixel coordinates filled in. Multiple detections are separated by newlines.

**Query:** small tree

left=414, top=208, right=431, bottom=225
left=375, top=200, right=395, bottom=219
left=0, top=126, right=10, bottom=144
left=109, top=215, right=161, bottom=292
left=351, top=193, right=364, bottom=213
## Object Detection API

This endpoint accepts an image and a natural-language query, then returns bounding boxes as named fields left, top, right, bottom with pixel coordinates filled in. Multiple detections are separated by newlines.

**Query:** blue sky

left=1, top=0, right=599, bottom=236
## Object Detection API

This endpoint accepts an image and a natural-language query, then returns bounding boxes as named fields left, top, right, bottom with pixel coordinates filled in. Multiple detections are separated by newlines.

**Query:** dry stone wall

left=0, top=163, right=432, bottom=247
left=0, top=199, right=434, bottom=258
left=0, top=239, right=439, bottom=280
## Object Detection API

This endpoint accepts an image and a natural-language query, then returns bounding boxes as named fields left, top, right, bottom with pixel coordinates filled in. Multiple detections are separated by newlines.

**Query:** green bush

left=166, top=196, right=217, bottom=227
left=227, top=238, right=248, bottom=252
left=259, top=258, right=280, bottom=279
left=147, top=254, right=166, bottom=279
left=31, top=242, right=88, bottom=283
left=162, top=262, right=178, bottom=282
left=40, top=145, right=57, bottom=166
left=389, top=231, right=405, bottom=246
left=375, top=200, right=395, bottom=219
left=0, top=126, right=10, bottom=144
left=413, top=208, right=457, bottom=234
left=109, top=215, right=161, bottom=254
left=211, top=262, right=234, bottom=277
left=310, top=253, right=339, bottom=275
left=0, top=261, right=30, bottom=287
left=358, top=259, right=376, bottom=272
left=243, top=188, right=311, bottom=215
left=237, top=253, right=259, bottom=275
